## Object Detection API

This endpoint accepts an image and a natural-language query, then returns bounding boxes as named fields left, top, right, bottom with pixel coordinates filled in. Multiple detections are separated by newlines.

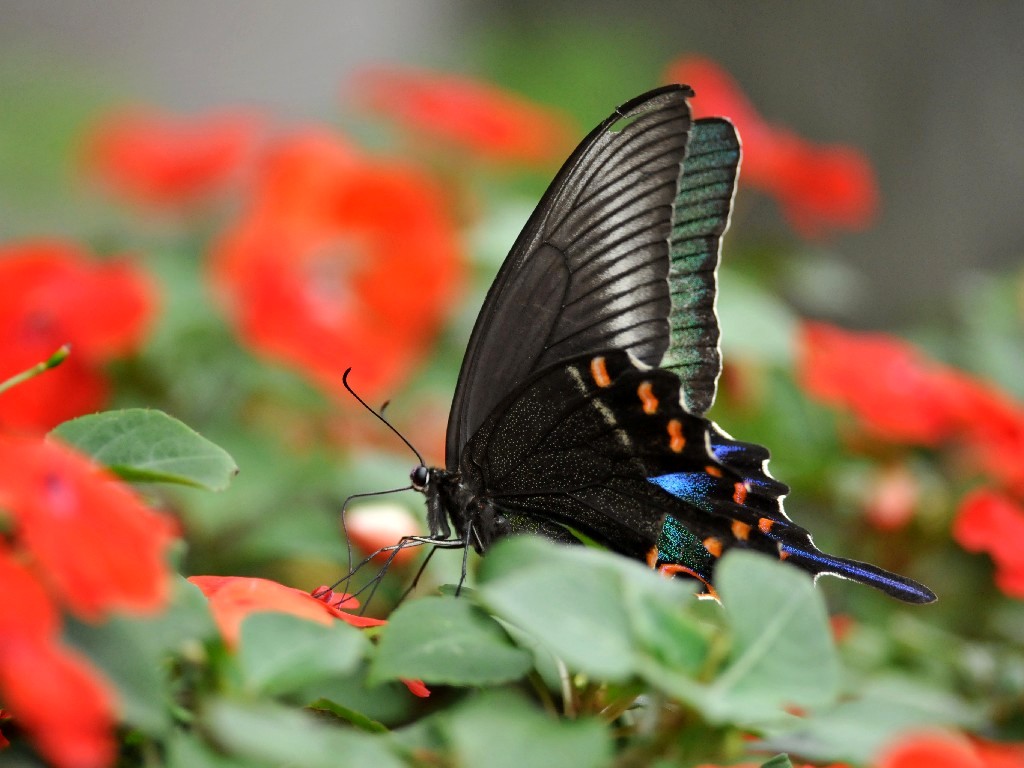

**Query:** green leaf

left=671, top=552, right=840, bottom=725
left=442, top=690, right=611, bottom=768
left=370, top=595, right=531, bottom=686
left=203, top=698, right=406, bottom=768
left=308, top=698, right=389, bottom=733
left=476, top=537, right=638, bottom=681
left=51, top=408, right=238, bottom=490
left=63, top=576, right=218, bottom=735
left=760, top=755, right=795, bottom=768
left=238, top=613, right=368, bottom=696
left=760, top=677, right=982, bottom=765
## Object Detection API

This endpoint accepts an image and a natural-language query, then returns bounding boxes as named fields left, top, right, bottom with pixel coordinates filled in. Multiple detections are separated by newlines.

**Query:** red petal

left=0, top=639, right=116, bottom=768
left=0, top=436, right=175, bottom=619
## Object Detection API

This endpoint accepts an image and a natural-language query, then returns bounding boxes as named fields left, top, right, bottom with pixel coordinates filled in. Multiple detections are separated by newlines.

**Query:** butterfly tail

left=777, top=543, right=937, bottom=604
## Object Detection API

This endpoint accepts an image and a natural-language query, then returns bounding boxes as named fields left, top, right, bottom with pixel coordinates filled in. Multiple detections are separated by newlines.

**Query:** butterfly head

left=410, top=464, right=431, bottom=492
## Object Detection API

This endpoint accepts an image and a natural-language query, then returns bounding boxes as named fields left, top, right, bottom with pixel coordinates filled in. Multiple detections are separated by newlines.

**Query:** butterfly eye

left=410, top=465, right=430, bottom=490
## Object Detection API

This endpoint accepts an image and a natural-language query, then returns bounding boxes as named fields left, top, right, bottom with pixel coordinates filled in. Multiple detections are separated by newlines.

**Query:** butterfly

left=369, top=84, right=935, bottom=605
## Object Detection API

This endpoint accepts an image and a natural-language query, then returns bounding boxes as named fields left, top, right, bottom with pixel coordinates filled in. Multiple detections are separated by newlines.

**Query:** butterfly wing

left=462, top=349, right=935, bottom=604
left=446, top=85, right=696, bottom=467
left=663, top=118, right=740, bottom=415
left=460, top=349, right=727, bottom=559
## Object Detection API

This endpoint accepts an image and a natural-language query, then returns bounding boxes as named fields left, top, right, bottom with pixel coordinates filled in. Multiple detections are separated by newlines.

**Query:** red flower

left=956, top=384, right=1024, bottom=495
left=862, top=464, right=921, bottom=531
left=83, top=108, right=261, bottom=207
left=0, top=549, right=117, bottom=768
left=345, top=502, right=423, bottom=566
left=878, top=732, right=1024, bottom=768
left=189, top=575, right=386, bottom=649
left=799, top=322, right=972, bottom=445
left=0, top=435, right=175, bottom=619
left=953, top=489, right=1024, bottom=598
left=0, top=240, right=156, bottom=433
left=350, top=66, right=575, bottom=167
left=210, top=130, right=464, bottom=402
left=665, top=55, right=878, bottom=238
left=0, top=638, right=116, bottom=768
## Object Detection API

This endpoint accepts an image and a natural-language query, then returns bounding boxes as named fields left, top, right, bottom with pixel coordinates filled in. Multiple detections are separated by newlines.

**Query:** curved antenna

left=342, top=367, right=424, bottom=466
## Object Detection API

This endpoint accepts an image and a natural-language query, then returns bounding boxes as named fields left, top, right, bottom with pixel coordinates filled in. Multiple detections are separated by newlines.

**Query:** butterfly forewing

left=446, top=86, right=696, bottom=467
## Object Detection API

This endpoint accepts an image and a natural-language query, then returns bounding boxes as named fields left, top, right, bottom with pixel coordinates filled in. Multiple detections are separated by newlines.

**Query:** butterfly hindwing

left=461, top=349, right=725, bottom=560
left=664, top=118, right=741, bottom=416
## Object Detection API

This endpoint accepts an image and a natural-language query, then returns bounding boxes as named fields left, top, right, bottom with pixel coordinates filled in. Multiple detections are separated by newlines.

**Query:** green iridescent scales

left=661, top=118, right=740, bottom=417
left=654, top=118, right=739, bottom=570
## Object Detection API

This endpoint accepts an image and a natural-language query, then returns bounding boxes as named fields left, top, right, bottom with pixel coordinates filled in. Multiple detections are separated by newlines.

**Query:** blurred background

left=3, top=1, right=1023, bottom=325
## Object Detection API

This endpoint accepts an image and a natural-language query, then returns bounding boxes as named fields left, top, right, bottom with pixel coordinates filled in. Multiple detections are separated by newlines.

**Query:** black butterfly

left=376, top=85, right=934, bottom=605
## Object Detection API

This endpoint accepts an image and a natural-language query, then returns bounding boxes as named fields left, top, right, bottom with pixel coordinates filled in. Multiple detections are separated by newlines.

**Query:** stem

left=0, top=344, right=71, bottom=396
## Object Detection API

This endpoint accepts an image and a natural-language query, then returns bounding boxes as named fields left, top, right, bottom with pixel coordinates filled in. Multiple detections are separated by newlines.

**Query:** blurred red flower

left=666, top=55, right=878, bottom=238
left=0, top=435, right=175, bottom=620
left=188, top=575, right=386, bottom=649
left=0, top=549, right=116, bottom=768
left=862, top=464, right=921, bottom=531
left=956, top=384, right=1024, bottom=495
left=350, top=66, right=575, bottom=167
left=0, top=240, right=156, bottom=433
left=344, top=502, right=423, bottom=566
left=83, top=108, right=261, bottom=208
left=953, top=489, right=1024, bottom=598
left=210, top=130, right=464, bottom=402
left=798, top=322, right=970, bottom=445
left=878, top=732, right=1024, bottom=768
left=0, top=638, right=116, bottom=768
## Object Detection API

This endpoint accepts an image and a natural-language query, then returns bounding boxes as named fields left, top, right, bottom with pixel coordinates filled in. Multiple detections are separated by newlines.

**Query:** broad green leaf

left=760, top=677, right=982, bottom=765
left=166, top=730, right=258, bottom=768
left=297, top=665, right=421, bottom=727
left=308, top=698, right=389, bottom=734
left=371, top=595, right=531, bottom=686
left=238, top=612, right=368, bottom=696
left=442, top=690, right=611, bottom=768
left=670, top=552, right=840, bottom=725
left=203, top=699, right=405, bottom=768
left=63, top=576, right=217, bottom=735
left=477, top=538, right=637, bottom=680
left=52, top=408, right=238, bottom=490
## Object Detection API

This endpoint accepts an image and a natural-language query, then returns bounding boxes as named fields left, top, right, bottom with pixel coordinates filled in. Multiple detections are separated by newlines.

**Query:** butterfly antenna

left=343, top=368, right=424, bottom=466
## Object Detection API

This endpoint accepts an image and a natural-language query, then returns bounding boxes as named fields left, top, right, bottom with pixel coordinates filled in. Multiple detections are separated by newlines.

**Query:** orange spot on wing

left=731, top=520, right=751, bottom=541
left=637, top=381, right=659, bottom=414
left=705, top=465, right=723, bottom=478
left=702, top=537, right=723, bottom=557
left=646, top=546, right=659, bottom=569
left=733, top=481, right=748, bottom=505
left=658, top=564, right=721, bottom=602
left=590, top=356, right=611, bottom=387
left=758, top=517, right=775, bottom=534
left=668, top=419, right=686, bottom=452
left=779, top=549, right=791, bottom=561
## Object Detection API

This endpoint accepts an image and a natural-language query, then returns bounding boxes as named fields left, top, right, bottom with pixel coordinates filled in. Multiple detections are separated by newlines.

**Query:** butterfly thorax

left=413, top=464, right=504, bottom=554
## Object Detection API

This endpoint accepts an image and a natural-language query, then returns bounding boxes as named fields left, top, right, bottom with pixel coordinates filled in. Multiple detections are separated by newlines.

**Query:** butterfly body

left=396, top=85, right=935, bottom=605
